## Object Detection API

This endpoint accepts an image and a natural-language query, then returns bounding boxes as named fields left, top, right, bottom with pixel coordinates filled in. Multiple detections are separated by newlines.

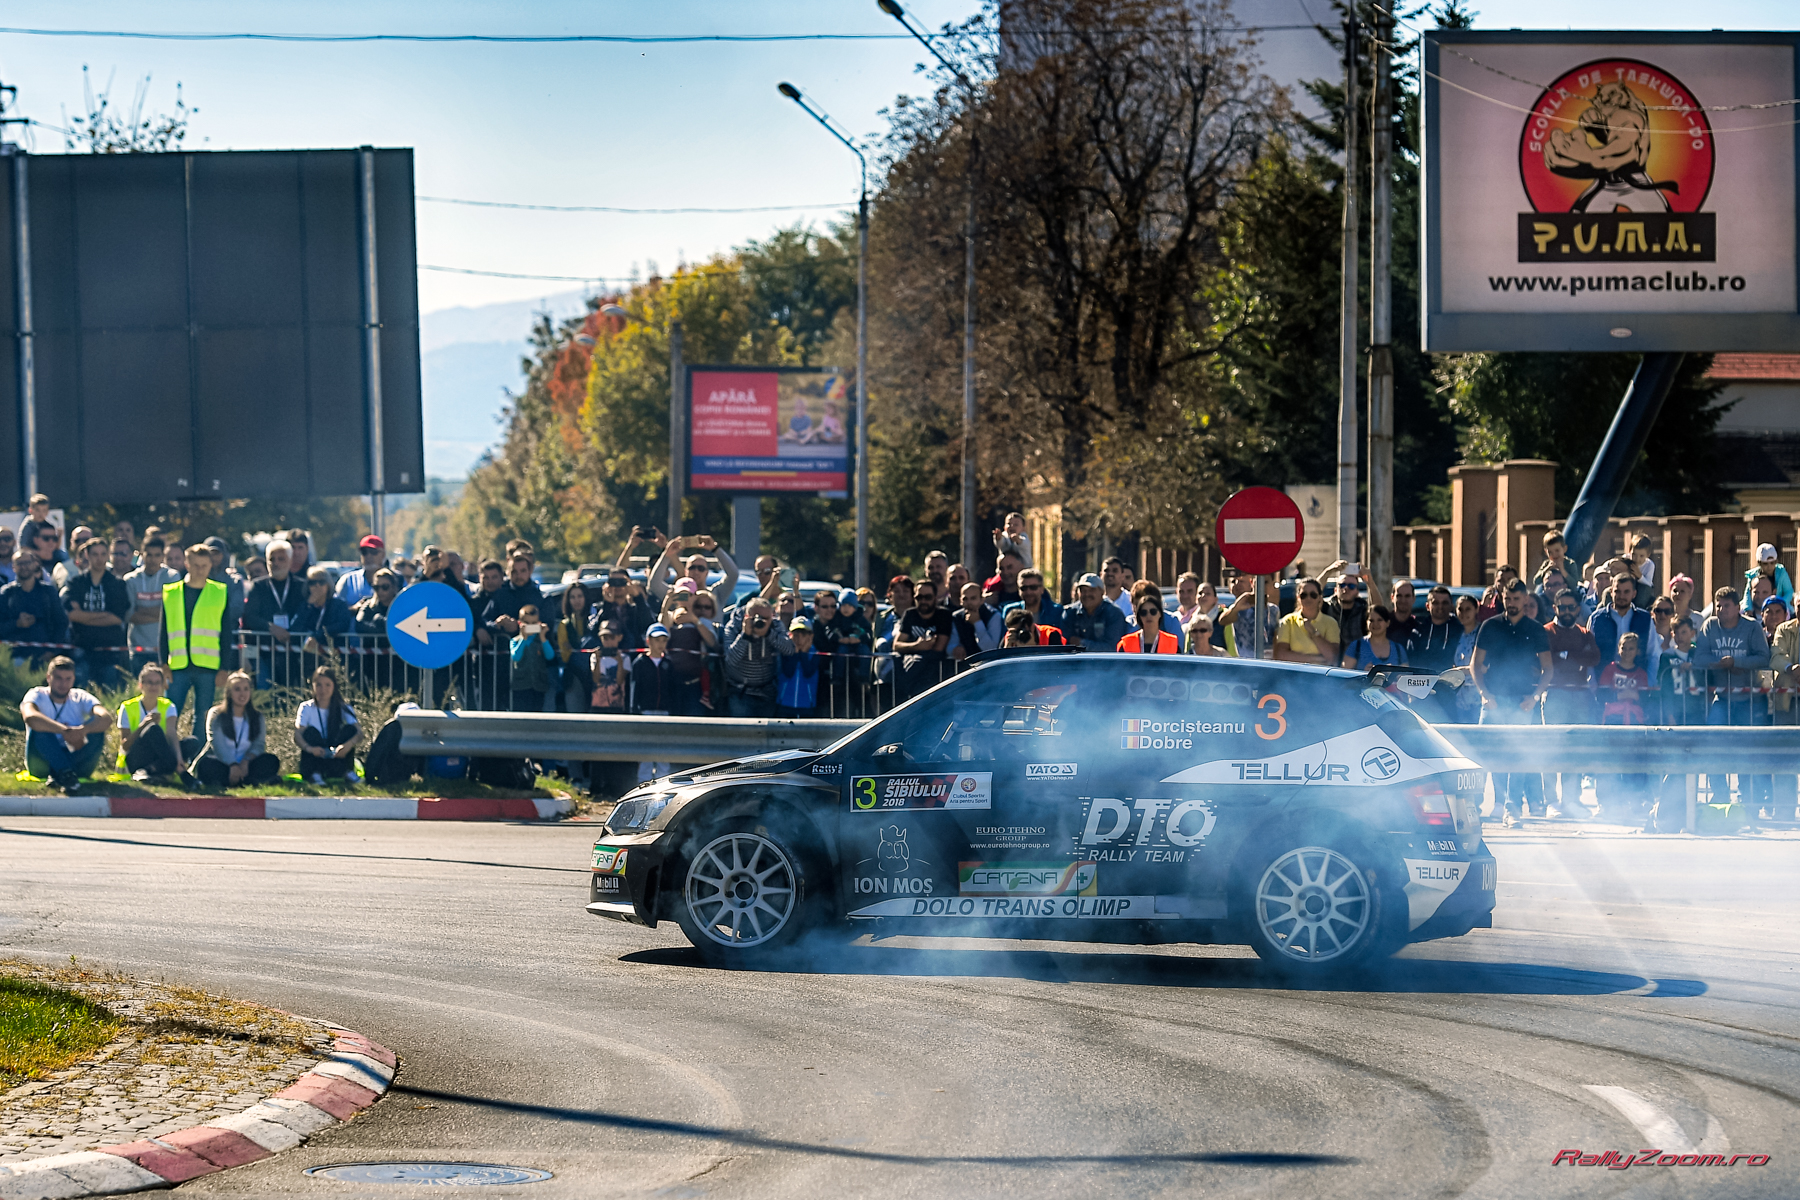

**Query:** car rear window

left=1373, top=706, right=1461, bottom=760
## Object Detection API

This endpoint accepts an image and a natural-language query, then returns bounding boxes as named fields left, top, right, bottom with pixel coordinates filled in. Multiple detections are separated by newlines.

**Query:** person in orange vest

left=1118, top=592, right=1180, bottom=654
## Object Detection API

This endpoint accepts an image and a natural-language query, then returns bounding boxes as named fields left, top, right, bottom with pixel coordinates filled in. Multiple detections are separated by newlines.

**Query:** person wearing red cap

left=336, top=535, right=387, bottom=606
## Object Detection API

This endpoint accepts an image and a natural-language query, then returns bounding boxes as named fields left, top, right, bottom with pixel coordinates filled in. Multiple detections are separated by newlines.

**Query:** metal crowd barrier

left=231, top=630, right=957, bottom=717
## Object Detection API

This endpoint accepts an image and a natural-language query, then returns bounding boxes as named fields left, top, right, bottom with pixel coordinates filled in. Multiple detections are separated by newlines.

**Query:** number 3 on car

left=585, top=652, right=1497, bottom=975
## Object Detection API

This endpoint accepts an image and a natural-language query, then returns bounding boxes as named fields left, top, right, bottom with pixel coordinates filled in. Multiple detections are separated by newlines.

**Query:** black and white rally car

left=587, top=652, right=1496, bottom=974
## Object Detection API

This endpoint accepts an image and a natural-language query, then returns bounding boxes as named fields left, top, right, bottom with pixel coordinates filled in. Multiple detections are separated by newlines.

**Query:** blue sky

left=3, top=1, right=1792, bottom=316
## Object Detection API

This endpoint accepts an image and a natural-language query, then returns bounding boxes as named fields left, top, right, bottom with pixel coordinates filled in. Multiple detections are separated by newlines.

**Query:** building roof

left=1706, top=353, right=1800, bottom=383
left=1717, top=433, right=1800, bottom=488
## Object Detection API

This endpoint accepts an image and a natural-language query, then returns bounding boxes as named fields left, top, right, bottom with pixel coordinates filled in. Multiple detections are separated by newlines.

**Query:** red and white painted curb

left=0, top=1029, right=395, bottom=1198
left=0, top=795, right=571, bottom=820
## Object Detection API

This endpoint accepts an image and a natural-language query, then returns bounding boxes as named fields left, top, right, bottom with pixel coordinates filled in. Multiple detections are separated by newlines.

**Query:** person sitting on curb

left=20, top=655, right=112, bottom=793
left=194, top=670, right=282, bottom=789
left=296, top=666, right=361, bottom=784
left=116, top=661, right=197, bottom=782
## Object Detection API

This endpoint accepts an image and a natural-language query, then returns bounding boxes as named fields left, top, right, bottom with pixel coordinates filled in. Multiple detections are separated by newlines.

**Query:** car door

left=1082, top=662, right=1311, bottom=921
left=834, top=663, right=1099, bottom=924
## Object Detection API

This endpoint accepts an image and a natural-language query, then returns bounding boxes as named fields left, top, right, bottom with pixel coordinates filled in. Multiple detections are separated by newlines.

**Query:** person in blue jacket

left=776, top=616, right=821, bottom=717
left=1745, top=543, right=1795, bottom=608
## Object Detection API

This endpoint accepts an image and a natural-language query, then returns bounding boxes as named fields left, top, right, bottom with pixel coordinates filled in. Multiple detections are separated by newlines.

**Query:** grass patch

left=0, top=975, right=123, bottom=1088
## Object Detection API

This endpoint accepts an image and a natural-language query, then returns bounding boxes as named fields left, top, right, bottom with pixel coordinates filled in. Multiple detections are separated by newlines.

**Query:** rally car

left=587, top=652, right=1496, bottom=975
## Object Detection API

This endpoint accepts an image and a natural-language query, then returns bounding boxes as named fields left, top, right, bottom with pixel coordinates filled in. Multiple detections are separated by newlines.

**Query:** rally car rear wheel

left=1244, top=843, right=1391, bottom=974
left=673, top=819, right=819, bottom=964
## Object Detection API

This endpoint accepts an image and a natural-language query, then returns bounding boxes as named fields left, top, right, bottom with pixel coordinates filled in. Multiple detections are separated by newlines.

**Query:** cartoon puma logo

left=876, top=825, right=909, bottom=873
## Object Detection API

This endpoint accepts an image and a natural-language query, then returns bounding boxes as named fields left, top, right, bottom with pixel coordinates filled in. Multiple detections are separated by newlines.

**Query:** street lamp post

left=879, top=0, right=979, bottom=573
left=777, top=82, right=872, bottom=590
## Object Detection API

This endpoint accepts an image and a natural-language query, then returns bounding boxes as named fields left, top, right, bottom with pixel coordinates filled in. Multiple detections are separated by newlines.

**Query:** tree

left=1436, top=352, right=1730, bottom=516
left=63, top=67, right=196, bottom=153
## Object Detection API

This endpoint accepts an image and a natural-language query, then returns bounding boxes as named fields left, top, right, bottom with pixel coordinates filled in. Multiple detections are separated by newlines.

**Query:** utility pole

left=1367, top=8, right=1395, bottom=588
left=1336, top=12, right=1361, bottom=565
left=668, top=319, right=684, bottom=538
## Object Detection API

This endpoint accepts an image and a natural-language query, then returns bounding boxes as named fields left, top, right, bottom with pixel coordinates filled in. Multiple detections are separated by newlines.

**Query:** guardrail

left=397, top=710, right=861, bottom=763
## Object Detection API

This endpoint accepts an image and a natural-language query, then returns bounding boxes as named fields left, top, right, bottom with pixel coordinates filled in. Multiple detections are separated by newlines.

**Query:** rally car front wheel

left=671, top=818, right=823, bottom=965
left=1242, top=842, right=1395, bottom=975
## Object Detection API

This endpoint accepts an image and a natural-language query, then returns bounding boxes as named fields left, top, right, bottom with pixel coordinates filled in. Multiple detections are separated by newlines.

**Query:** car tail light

left=1407, top=783, right=1455, bottom=826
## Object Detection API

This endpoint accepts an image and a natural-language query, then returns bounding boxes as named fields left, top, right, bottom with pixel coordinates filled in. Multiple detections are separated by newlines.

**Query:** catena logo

left=960, top=861, right=1097, bottom=897
left=1517, top=59, right=1715, bottom=264
left=1026, top=763, right=1077, bottom=779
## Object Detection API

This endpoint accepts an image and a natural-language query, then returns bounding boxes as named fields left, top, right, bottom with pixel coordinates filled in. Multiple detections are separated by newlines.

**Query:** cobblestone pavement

left=0, top=960, right=337, bottom=1164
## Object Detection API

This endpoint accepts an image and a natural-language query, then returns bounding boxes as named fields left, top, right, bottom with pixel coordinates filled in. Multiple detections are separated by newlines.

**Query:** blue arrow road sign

left=386, top=580, right=474, bottom=669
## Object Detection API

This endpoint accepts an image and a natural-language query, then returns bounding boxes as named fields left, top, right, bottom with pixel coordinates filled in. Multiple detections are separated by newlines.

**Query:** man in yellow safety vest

left=163, top=543, right=228, bottom=728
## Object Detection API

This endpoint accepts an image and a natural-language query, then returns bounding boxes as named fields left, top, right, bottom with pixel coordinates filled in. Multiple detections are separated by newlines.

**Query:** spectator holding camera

left=723, top=598, right=793, bottom=718
left=776, top=616, right=821, bottom=717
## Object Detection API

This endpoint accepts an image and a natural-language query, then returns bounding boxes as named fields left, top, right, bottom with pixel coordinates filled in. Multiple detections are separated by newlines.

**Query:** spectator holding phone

left=509, top=603, right=555, bottom=712
left=647, top=533, right=739, bottom=605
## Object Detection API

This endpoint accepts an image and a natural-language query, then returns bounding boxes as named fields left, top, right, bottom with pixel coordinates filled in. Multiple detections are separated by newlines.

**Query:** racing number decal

left=855, top=778, right=878, bottom=810
left=1255, top=693, right=1287, bottom=741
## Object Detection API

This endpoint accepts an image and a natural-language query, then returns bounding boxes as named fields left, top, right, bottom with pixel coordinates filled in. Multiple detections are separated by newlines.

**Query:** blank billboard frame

left=0, top=146, right=424, bottom=505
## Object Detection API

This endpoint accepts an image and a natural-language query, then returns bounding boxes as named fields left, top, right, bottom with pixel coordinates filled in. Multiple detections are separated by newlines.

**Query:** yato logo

left=1026, top=763, right=1077, bottom=779
left=1517, top=59, right=1716, bottom=265
left=1075, top=797, right=1216, bottom=850
left=1361, top=747, right=1402, bottom=781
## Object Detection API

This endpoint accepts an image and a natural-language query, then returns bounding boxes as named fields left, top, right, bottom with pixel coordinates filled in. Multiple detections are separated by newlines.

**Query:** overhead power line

left=0, top=24, right=1320, bottom=44
left=418, top=195, right=855, bottom=214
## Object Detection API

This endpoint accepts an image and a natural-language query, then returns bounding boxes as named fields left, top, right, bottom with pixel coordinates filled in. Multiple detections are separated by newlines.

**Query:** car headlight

left=606, top=794, right=672, bottom=833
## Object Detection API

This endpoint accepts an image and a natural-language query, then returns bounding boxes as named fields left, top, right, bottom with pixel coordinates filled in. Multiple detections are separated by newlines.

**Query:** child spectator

left=1597, top=632, right=1652, bottom=820
left=776, top=616, right=821, bottom=717
left=589, top=621, right=628, bottom=712
left=509, top=603, right=555, bottom=712
left=116, top=661, right=195, bottom=781
left=1747, top=543, right=1794, bottom=607
left=296, top=667, right=361, bottom=784
left=194, top=671, right=281, bottom=788
left=631, top=623, right=676, bottom=782
left=992, top=510, right=1032, bottom=568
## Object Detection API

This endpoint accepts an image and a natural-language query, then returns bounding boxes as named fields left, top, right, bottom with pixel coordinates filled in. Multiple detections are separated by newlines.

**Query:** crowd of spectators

left=10, top=497, right=1800, bottom=813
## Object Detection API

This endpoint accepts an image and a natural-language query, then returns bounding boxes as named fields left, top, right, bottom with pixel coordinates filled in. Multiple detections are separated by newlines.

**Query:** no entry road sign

left=386, top=580, right=473, bottom=670
left=1214, top=487, right=1305, bottom=576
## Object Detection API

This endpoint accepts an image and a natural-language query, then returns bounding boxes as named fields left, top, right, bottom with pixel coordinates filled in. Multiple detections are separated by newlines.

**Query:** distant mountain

left=419, top=290, right=591, bottom=478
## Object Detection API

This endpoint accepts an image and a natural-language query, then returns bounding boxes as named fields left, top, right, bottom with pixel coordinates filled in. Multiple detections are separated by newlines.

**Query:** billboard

left=687, top=365, right=851, bottom=495
left=0, top=148, right=423, bottom=505
left=1422, top=31, right=1799, bottom=351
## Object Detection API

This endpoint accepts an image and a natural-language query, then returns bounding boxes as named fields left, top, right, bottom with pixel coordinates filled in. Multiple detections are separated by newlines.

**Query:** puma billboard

left=1422, top=32, right=1798, bottom=351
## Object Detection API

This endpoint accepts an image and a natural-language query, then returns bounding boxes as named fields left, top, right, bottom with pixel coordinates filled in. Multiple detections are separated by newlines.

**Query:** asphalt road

left=1, top=816, right=1796, bottom=1199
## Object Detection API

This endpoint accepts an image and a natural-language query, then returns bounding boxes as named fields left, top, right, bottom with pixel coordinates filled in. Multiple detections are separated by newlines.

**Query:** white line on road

left=1583, top=1085, right=1728, bottom=1155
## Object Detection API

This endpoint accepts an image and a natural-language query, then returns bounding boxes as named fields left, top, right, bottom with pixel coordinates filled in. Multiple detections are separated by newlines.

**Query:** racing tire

left=670, top=816, right=825, bottom=966
left=1240, top=839, right=1398, bottom=976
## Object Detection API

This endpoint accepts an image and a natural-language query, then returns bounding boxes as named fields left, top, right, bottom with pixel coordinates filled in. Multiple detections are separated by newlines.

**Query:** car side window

left=865, top=672, right=1088, bottom=765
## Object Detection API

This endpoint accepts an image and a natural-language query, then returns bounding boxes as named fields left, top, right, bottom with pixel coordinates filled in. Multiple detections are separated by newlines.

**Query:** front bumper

left=586, top=832, right=667, bottom=927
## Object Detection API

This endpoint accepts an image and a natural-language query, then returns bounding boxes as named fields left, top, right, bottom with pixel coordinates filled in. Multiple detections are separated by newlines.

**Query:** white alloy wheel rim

left=1255, top=846, right=1371, bottom=962
left=686, top=832, right=798, bottom=948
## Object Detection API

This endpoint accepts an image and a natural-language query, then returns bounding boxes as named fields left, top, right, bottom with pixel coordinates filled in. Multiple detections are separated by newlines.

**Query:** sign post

left=1214, top=487, right=1307, bottom=660
left=386, top=580, right=473, bottom=710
